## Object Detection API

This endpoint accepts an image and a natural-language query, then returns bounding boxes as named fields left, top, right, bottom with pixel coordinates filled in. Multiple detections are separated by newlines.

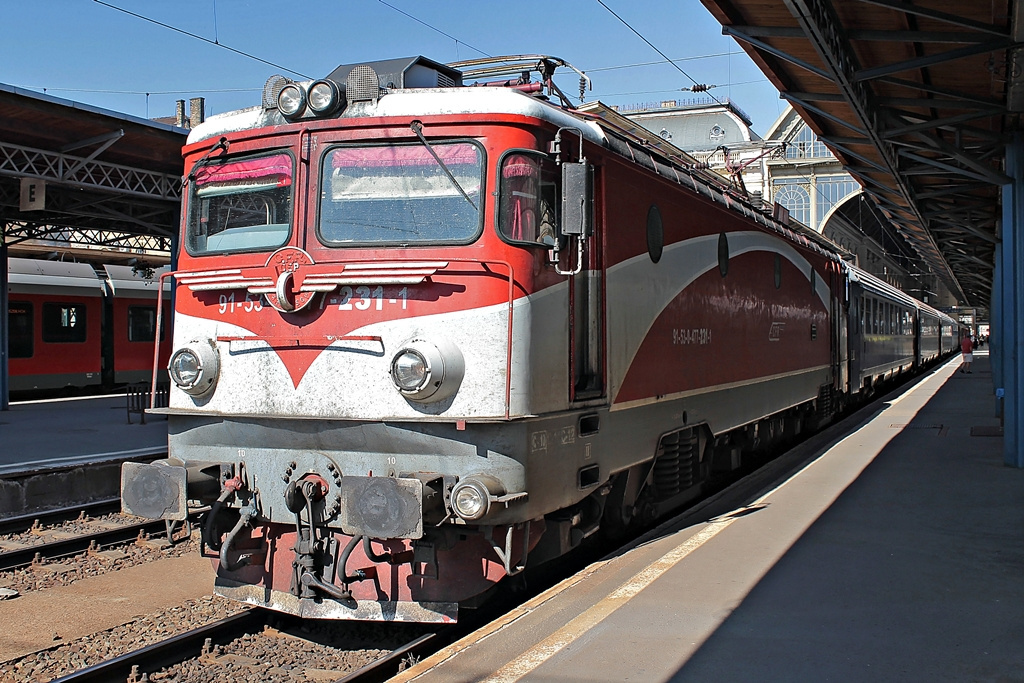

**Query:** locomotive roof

left=186, top=86, right=608, bottom=148
left=187, top=73, right=843, bottom=265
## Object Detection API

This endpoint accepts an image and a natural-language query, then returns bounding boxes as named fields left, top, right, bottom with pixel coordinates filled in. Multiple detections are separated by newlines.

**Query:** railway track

left=0, top=498, right=121, bottom=535
left=50, top=609, right=444, bottom=683
left=0, top=500, right=183, bottom=571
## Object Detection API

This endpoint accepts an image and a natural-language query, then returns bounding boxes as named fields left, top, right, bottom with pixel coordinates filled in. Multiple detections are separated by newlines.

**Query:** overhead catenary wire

left=595, top=0, right=729, bottom=109
left=377, top=0, right=491, bottom=59
left=92, top=0, right=311, bottom=79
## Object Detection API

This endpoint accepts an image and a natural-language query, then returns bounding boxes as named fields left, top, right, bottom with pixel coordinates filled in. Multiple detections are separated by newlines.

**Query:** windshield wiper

left=181, top=137, right=229, bottom=191
left=409, top=121, right=477, bottom=210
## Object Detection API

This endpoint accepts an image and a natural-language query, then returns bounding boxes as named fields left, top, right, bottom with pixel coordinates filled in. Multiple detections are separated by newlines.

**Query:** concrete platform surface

left=0, top=394, right=166, bottom=474
left=394, top=349, right=1024, bottom=682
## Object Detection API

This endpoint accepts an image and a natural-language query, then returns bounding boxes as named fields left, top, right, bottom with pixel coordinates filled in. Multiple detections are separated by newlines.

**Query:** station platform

left=0, top=393, right=166, bottom=476
left=394, top=348, right=1024, bottom=682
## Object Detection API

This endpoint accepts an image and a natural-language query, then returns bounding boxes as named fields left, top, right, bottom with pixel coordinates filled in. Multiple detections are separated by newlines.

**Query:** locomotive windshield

left=318, top=142, right=483, bottom=245
left=186, top=152, right=293, bottom=255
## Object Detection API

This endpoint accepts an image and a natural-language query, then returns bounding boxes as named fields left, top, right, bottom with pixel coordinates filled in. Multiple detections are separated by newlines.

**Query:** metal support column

left=1, top=229, right=8, bottom=411
left=999, top=134, right=1024, bottom=467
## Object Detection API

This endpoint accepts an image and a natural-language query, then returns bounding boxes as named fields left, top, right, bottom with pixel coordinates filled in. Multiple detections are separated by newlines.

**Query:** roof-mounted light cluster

left=272, top=78, right=347, bottom=121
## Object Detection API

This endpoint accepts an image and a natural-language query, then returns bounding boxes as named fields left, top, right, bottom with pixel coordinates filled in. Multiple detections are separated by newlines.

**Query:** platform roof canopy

left=701, top=0, right=1022, bottom=306
left=0, top=83, right=186, bottom=255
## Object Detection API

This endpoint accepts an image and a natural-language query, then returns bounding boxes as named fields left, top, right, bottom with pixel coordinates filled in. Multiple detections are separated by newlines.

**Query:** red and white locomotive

left=121, top=56, right=956, bottom=622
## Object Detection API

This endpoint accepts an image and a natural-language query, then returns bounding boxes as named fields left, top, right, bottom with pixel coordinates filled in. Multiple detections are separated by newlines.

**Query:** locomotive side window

left=8, top=302, right=33, bottom=358
left=187, top=152, right=293, bottom=255
left=41, top=303, right=87, bottom=343
left=498, top=151, right=558, bottom=246
left=319, top=141, right=483, bottom=245
left=718, top=232, right=729, bottom=277
left=128, top=306, right=165, bottom=342
left=646, top=204, right=664, bottom=263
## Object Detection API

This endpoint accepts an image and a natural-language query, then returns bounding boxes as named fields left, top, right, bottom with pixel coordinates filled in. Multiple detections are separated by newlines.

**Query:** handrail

left=150, top=270, right=175, bottom=409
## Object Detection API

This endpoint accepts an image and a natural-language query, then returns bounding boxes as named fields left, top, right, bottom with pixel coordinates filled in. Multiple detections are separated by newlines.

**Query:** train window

left=8, top=302, right=33, bottom=358
left=128, top=306, right=165, bottom=342
left=319, top=141, right=484, bottom=246
left=41, top=303, right=87, bottom=343
left=497, top=151, right=558, bottom=247
left=186, top=152, right=293, bottom=255
left=718, top=232, right=729, bottom=277
left=646, top=204, right=663, bottom=263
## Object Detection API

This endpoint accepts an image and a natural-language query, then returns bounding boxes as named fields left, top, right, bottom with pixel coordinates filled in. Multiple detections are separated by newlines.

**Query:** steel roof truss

left=854, top=39, right=1020, bottom=83
left=883, top=107, right=1007, bottom=138
left=874, top=76, right=1005, bottom=108
left=851, top=0, right=1009, bottom=37
left=905, top=130, right=1011, bottom=185
left=897, top=149, right=1010, bottom=185
left=0, top=140, right=179, bottom=202
left=781, top=92, right=870, bottom=134
left=722, top=25, right=834, bottom=80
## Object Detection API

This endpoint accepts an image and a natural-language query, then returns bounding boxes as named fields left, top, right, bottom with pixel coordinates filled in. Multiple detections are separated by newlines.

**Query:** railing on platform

left=127, top=382, right=169, bottom=424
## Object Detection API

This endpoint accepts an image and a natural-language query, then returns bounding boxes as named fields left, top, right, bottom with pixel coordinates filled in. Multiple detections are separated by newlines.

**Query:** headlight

left=169, top=350, right=200, bottom=387
left=450, top=475, right=505, bottom=521
left=277, top=83, right=306, bottom=118
left=389, top=337, right=464, bottom=403
left=308, top=79, right=342, bottom=114
left=391, top=350, right=428, bottom=392
left=168, top=340, right=220, bottom=396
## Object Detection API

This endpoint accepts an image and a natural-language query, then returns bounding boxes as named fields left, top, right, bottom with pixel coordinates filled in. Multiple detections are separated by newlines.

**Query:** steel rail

left=50, top=610, right=264, bottom=683
left=339, top=632, right=440, bottom=683
left=0, top=498, right=121, bottom=536
left=0, top=518, right=170, bottom=571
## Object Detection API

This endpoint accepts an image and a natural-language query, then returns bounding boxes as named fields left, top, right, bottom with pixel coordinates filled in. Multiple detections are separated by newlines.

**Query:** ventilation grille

left=262, top=75, right=291, bottom=109
left=347, top=65, right=382, bottom=102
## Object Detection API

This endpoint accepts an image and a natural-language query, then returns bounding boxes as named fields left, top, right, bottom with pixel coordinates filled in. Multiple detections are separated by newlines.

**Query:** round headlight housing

left=391, top=349, right=428, bottom=393
left=169, top=350, right=200, bottom=387
left=168, top=340, right=220, bottom=396
left=389, top=337, right=464, bottom=403
left=452, top=480, right=489, bottom=520
left=450, top=475, right=506, bottom=522
left=308, top=79, right=342, bottom=114
left=277, top=83, right=306, bottom=118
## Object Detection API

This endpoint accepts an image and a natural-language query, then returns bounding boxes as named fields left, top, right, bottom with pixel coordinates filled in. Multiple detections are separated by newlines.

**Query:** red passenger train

left=121, top=56, right=957, bottom=622
left=7, top=258, right=170, bottom=392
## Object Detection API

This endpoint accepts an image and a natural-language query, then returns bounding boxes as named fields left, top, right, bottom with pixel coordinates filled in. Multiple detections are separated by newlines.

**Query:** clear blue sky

left=3, top=0, right=785, bottom=135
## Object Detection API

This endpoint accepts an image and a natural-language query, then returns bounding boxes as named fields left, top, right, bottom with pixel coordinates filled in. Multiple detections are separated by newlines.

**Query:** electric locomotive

left=123, top=55, right=867, bottom=622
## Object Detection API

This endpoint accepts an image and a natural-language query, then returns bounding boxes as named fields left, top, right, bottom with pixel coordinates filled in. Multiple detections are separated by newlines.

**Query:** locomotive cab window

left=42, top=303, right=87, bottom=343
left=498, top=151, right=558, bottom=247
left=319, top=141, right=483, bottom=245
left=186, top=152, right=293, bottom=255
left=8, top=302, right=33, bottom=358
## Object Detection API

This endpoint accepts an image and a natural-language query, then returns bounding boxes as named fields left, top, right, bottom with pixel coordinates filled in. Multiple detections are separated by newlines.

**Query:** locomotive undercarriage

left=122, top=367, right=835, bottom=621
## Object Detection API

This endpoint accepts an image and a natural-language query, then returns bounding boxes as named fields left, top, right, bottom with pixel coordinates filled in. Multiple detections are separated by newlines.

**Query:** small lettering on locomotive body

left=672, top=328, right=711, bottom=345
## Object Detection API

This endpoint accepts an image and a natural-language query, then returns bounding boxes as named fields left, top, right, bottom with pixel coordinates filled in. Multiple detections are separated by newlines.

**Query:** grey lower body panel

left=215, top=578, right=458, bottom=623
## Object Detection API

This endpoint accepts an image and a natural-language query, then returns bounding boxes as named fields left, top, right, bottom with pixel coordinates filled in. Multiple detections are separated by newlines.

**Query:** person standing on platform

left=960, top=334, right=974, bottom=374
